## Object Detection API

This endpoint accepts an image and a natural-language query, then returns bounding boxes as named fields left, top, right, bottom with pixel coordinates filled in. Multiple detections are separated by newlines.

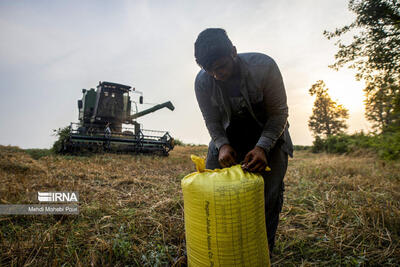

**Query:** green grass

left=23, top=149, right=53, bottom=160
left=312, top=131, right=400, bottom=160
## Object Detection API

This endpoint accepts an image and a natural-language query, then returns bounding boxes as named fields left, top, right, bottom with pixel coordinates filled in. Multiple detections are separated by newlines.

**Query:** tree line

left=308, top=0, right=400, bottom=159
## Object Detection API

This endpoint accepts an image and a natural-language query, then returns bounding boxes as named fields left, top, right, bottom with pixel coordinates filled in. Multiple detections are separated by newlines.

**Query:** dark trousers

left=206, top=139, right=288, bottom=253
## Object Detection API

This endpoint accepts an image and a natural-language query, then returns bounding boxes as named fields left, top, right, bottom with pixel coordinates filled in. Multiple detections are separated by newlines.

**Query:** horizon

left=0, top=0, right=371, bottom=149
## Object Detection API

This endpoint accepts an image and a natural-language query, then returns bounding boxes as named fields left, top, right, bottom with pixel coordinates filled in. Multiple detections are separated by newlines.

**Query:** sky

left=0, top=0, right=371, bottom=149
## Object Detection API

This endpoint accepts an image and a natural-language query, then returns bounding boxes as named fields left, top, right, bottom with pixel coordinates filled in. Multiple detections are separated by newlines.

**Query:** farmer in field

left=104, top=122, right=112, bottom=150
left=194, top=28, right=293, bottom=253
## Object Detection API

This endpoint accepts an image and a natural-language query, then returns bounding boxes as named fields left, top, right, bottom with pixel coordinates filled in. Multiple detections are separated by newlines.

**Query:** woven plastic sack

left=181, top=155, right=270, bottom=267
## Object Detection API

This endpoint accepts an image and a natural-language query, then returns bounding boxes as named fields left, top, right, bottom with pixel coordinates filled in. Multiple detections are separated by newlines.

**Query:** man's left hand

left=241, top=146, right=268, bottom=172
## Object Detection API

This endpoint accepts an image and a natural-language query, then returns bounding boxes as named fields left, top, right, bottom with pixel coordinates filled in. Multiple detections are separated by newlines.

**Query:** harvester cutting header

left=62, top=81, right=175, bottom=155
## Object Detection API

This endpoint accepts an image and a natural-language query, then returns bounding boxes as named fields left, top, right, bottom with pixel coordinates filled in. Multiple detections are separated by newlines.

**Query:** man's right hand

left=218, top=144, right=237, bottom=168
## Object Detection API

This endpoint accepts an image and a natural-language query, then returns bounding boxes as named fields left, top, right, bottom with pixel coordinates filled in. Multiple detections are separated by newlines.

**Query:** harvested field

left=0, top=145, right=399, bottom=266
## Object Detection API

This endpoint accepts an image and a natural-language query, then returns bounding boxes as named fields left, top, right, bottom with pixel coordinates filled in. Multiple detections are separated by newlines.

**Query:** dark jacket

left=195, top=52, right=293, bottom=157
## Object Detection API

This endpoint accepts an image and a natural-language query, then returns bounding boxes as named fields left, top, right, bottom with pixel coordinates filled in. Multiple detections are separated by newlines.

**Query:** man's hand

left=218, top=144, right=237, bottom=168
left=242, top=146, right=268, bottom=172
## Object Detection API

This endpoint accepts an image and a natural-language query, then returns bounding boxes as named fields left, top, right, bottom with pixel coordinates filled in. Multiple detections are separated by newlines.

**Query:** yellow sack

left=181, top=155, right=270, bottom=267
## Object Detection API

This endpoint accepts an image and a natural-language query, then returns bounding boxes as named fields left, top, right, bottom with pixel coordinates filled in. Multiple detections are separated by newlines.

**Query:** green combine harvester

left=62, top=81, right=175, bottom=155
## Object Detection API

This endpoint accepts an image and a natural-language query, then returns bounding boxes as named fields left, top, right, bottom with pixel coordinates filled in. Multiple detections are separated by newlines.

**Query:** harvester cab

left=64, top=81, right=175, bottom=155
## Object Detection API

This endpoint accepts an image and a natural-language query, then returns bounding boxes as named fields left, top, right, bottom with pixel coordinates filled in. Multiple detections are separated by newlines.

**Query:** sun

left=323, top=69, right=366, bottom=112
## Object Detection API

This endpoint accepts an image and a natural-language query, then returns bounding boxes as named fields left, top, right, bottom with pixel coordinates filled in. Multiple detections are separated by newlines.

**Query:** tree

left=364, top=74, right=400, bottom=130
left=308, top=80, right=349, bottom=137
left=324, top=0, right=400, bottom=131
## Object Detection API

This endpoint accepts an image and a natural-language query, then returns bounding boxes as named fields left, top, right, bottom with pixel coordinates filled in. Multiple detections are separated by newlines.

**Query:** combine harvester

left=62, top=81, right=175, bottom=155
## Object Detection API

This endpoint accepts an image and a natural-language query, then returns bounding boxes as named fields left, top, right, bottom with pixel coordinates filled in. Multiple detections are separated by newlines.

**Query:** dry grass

left=0, top=145, right=399, bottom=266
left=275, top=151, right=400, bottom=266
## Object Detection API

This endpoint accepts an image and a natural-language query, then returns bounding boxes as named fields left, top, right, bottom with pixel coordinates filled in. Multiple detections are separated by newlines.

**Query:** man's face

left=205, top=56, right=235, bottom=81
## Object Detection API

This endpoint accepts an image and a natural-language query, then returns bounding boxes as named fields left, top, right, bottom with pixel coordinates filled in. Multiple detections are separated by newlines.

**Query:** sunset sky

left=0, top=0, right=371, bottom=148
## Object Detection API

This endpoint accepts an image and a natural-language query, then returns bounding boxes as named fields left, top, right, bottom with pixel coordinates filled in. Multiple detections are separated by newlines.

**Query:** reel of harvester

left=62, top=81, right=175, bottom=155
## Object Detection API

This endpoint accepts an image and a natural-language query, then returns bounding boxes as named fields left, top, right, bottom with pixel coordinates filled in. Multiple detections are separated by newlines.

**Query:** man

left=194, top=28, right=293, bottom=253
left=104, top=122, right=112, bottom=150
